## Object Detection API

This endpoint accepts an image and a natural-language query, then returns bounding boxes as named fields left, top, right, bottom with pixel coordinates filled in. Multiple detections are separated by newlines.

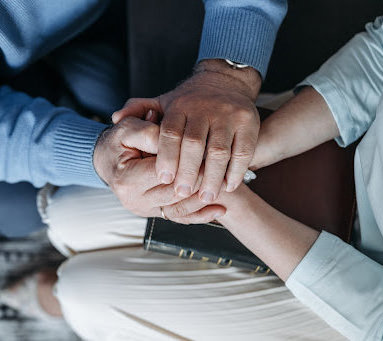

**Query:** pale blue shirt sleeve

left=286, top=231, right=383, bottom=340
left=198, top=0, right=288, bottom=79
left=297, top=16, right=383, bottom=147
left=286, top=16, right=383, bottom=340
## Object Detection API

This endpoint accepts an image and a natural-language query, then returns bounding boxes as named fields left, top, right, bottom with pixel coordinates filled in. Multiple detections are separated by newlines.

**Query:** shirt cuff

left=286, top=231, right=340, bottom=289
left=197, top=6, right=280, bottom=79
left=53, top=114, right=108, bottom=188
left=296, top=75, right=357, bottom=148
left=285, top=230, right=383, bottom=340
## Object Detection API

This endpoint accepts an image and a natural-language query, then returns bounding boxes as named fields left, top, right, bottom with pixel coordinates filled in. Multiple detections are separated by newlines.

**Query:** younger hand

left=161, top=183, right=249, bottom=225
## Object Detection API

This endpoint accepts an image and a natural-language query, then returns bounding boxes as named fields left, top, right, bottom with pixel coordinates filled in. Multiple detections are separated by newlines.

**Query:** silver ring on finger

left=160, top=206, right=168, bottom=220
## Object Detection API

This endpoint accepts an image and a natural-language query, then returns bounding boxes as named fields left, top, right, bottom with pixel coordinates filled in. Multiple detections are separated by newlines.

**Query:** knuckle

left=236, top=109, right=254, bottom=122
left=183, top=136, right=205, bottom=149
left=179, top=167, right=199, bottom=178
left=169, top=96, right=186, bottom=110
left=112, top=124, right=128, bottom=141
left=231, top=150, right=253, bottom=161
left=144, top=126, right=159, bottom=146
left=222, top=102, right=236, bottom=113
left=125, top=98, right=137, bottom=107
left=148, top=124, right=160, bottom=135
left=207, top=146, right=231, bottom=160
left=171, top=204, right=188, bottom=218
left=117, top=120, right=133, bottom=135
left=161, top=127, right=183, bottom=141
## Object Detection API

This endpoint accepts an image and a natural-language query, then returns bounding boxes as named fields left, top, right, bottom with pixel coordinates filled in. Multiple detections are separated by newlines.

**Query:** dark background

left=126, top=0, right=383, bottom=97
left=6, top=0, right=383, bottom=103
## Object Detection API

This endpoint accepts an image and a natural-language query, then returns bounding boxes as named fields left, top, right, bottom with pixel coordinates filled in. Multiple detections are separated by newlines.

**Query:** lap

left=43, top=185, right=146, bottom=255
left=56, top=247, right=345, bottom=341
left=45, top=186, right=345, bottom=340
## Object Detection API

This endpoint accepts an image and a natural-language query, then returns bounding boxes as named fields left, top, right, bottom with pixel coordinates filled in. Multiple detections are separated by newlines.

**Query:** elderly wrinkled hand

left=93, top=116, right=225, bottom=222
left=112, top=60, right=261, bottom=206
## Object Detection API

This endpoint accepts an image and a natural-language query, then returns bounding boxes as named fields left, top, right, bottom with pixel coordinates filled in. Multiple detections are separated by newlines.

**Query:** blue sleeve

left=198, top=0, right=288, bottom=79
left=0, top=1, right=111, bottom=187
left=0, top=86, right=107, bottom=188
left=297, top=16, right=383, bottom=147
left=0, top=0, right=109, bottom=75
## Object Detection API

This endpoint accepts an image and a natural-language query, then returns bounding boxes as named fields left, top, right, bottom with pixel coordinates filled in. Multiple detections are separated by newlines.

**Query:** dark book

left=144, top=217, right=270, bottom=273
left=143, top=108, right=356, bottom=272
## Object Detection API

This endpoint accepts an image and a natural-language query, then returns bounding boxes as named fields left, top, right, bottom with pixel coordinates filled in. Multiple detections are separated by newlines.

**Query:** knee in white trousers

left=46, top=186, right=344, bottom=341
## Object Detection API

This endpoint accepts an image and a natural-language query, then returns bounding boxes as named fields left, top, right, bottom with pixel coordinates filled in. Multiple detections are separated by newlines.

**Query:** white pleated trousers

left=40, top=185, right=345, bottom=341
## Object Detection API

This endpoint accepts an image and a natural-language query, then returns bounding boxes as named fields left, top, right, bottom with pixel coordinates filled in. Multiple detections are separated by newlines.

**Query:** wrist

left=194, top=59, right=261, bottom=101
left=216, top=183, right=257, bottom=225
left=249, top=124, right=287, bottom=170
left=52, top=114, right=108, bottom=188
left=93, top=127, right=112, bottom=186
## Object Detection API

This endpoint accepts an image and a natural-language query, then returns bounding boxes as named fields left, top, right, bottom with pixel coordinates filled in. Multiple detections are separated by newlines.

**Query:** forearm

left=217, top=184, right=319, bottom=281
left=0, top=86, right=107, bottom=187
left=217, top=185, right=383, bottom=339
left=293, top=17, right=383, bottom=148
left=251, top=16, right=383, bottom=170
left=251, top=86, right=340, bottom=169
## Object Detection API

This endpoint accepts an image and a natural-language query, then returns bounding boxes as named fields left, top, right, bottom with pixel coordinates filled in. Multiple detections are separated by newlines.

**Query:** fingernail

left=176, top=184, right=192, bottom=197
left=146, top=110, right=153, bottom=121
left=160, top=171, right=173, bottom=184
left=200, top=191, right=215, bottom=203
left=226, top=183, right=237, bottom=192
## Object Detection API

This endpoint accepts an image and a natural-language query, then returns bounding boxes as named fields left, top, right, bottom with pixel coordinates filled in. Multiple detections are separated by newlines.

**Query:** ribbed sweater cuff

left=198, top=6, right=277, bottom=79
left=53, top=114, right=108, bottom=188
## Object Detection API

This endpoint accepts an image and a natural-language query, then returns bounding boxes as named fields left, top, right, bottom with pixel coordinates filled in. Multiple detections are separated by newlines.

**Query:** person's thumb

left=112, top=97, right=162, bottom=124
left=118, top=117, right=160, bottom=155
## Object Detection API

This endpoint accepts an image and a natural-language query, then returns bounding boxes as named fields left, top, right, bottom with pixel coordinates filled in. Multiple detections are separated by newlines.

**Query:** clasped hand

left=94, top=65, right=261, bottom=223
left=112, top=66, right=260, bottom=203
left=93, top=116, right=227, bottom=224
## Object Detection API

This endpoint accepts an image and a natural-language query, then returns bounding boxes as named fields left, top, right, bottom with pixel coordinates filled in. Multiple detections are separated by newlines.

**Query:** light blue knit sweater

left=0, top=0, right=287, bottom=188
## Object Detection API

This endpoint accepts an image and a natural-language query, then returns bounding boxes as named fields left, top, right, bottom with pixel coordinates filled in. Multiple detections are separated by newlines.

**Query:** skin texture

left=165, top=184, right=320, bottom=282
left=112, top=59, right=262, bottom=203
left=95, top=85, right=341, bottom=280
left=39, top=86, right=341, bottom=317
left=93, top=116, right=226, bottom=222
left=95, top=86, right=339, bottom=224
left=163, top=86, right=341, bottom=281
left=250, top=86, right=340, bottom=169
